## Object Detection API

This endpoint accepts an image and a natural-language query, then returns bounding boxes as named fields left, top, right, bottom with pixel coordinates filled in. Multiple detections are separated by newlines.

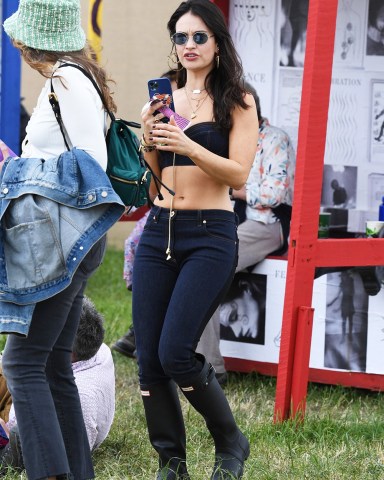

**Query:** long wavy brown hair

left=14, top=41, right=116, bottom=113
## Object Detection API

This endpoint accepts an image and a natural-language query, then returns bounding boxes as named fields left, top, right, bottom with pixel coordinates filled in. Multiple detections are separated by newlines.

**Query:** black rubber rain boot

left=178, top=358, right=249, bottom=479
left=140, top=380, right=190, bottom=480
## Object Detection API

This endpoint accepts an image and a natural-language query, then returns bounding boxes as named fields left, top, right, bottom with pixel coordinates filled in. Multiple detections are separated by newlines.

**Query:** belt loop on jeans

left=197, top=210, right=202, bottom=227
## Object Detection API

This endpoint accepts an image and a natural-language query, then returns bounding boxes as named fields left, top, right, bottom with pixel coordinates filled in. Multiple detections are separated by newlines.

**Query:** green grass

left=3, top=248, right=384, bottom=479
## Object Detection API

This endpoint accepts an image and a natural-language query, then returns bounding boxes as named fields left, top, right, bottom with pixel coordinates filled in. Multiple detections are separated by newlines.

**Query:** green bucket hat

left=3, top=0, right=86, bottom=52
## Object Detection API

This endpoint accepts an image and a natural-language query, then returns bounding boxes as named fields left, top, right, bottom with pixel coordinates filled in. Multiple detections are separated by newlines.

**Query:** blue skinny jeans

left=132, top=207, right=238, bottom=386
left=2, top=236, right=106, bottom=480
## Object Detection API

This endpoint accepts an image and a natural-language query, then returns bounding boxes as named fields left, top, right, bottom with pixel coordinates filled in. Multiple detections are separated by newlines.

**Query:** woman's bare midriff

left=154, top=165, right=234, bottom=211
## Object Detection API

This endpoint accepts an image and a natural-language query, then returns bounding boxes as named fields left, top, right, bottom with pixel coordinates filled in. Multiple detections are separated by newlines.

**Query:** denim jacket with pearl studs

left=0, top=148, right=124, bottom=336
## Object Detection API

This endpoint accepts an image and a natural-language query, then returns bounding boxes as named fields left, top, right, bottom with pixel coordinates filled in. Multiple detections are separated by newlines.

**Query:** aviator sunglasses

left=171, top=31, right=214, bottom=45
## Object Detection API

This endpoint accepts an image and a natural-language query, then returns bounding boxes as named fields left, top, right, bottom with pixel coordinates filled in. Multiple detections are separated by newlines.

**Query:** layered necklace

left=184, top=86, right=209, bottom=120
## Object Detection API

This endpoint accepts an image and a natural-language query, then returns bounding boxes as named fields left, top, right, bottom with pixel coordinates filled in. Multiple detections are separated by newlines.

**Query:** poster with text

left=229, top=0, right=278, bottom=119
left=275, top=69, right=303, bottom=151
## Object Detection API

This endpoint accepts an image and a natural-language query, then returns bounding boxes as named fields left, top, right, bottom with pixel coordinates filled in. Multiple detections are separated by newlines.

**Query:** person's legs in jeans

left=2, top=237, right=106, bottom=480
left=132, top=213, right=187, bottom=477
left=134, top=209, right=248, bottom=478
left=197, top=219, right=282, bottom=375
left=133, top=209, right=239, bottom=385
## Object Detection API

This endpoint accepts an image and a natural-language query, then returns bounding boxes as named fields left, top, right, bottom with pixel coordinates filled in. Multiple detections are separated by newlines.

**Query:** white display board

left=222, top=0, right=384, bottom=383
left=229, top=0, right=384, bottom=219
left=220, top=259, right=384, bottom=376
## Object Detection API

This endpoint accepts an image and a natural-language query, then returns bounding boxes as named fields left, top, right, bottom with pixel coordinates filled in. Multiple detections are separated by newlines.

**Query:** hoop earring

left=167, top=46, right=184, bottom=72
left=216, top=54, right=220, bottom=68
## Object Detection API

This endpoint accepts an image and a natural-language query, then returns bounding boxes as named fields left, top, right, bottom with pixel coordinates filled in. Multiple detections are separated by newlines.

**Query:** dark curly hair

left=73, top=296, right=105, bottom=362
left=167, top=0, right=249, bottom=131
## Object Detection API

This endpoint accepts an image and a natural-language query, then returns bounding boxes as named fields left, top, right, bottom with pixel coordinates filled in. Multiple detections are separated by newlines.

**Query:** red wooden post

left=290, top=306, right=314, bottom=422
left=274, top=0, right=339, bottom=422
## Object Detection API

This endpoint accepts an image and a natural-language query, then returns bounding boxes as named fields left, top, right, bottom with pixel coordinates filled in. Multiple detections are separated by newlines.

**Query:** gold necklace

left=184, top=87, right=209, bottom=120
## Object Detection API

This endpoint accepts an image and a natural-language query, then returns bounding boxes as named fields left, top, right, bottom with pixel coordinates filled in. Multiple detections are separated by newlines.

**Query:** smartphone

left=147, top=78, right=190, bottom=130
left=148, top=78, right=174, bottom=110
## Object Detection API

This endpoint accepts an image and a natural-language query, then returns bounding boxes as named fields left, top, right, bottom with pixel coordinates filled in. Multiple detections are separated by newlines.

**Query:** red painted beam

left=224, top=357, right=384, bottom=392
left=315, top=238, right=384, bottom=267
left=274, top=0, right=339, bottom=422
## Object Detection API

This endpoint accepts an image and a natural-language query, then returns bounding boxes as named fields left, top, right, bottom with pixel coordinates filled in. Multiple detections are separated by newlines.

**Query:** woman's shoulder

left=51, top=62, right=92, bottom=87
left=232, top=93, right=257, bottom=120
left=242, top=92, right=256, bottom=110
left=51, top=63, right=101, bottom=103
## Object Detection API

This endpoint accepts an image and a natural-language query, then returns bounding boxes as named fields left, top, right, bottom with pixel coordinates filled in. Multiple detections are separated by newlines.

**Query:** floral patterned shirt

left=246, top=119, right=295, bottom=224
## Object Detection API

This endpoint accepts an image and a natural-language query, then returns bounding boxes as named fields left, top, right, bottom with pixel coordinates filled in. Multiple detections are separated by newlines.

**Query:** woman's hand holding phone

left=149, top=116, right=196, bottom=159
left=141, top=98, right=165, bottom=145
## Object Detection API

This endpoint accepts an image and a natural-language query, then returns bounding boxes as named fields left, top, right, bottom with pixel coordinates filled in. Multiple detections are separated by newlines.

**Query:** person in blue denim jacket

left=0, top=1, right=123, bottom=479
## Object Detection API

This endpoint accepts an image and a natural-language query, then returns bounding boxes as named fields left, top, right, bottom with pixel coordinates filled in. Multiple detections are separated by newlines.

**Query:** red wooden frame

left=224, top=357, right=384, bottom=392
left=212, top=0, right=384, bottom=421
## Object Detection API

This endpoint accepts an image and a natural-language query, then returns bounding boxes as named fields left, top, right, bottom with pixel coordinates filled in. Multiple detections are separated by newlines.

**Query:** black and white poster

left=365, top=0, right=384, bottom=70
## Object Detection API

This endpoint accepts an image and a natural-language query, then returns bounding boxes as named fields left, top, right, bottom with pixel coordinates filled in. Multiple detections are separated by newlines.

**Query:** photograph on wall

left=321, top=164, right=357, bottom=210
left=371, top=80, right=384, bottom=162
left=229, top=0, right=278, bottom=119
left=368, top=172, right=384, bottom=209
left=365, top=0, right=384, bottom=70
left=220, top=272, right=266, bottom=345
left=323, top=270, right=368, bottom=372
left=333, top=0, right=366, bottom=68
left=365, top=288, right=384, bottom=374
left=279, top=0, right=309, bottom=67
left=219, top=259, right=287, bottom=364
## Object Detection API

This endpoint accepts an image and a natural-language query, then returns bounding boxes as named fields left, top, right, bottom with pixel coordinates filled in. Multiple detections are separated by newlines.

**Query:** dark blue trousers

left=132, top=207, right=238, bottom=386
left=2, top=236, right=106, bottom=480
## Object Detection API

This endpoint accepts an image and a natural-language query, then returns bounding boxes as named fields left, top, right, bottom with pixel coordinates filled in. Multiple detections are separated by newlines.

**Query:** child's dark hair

left=73, top=296, right=105, bottom=361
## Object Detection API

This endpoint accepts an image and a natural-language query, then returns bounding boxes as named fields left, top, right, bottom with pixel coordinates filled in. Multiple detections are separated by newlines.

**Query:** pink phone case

left=157, top=105, right=190, bottom=131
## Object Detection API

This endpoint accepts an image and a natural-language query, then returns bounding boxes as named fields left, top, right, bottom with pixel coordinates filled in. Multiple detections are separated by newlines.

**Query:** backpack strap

left=58, top=62, right=115, bottom=120
left=51, top=63, right=175, bottom=200
left=48, top=82, right=71, bottom=151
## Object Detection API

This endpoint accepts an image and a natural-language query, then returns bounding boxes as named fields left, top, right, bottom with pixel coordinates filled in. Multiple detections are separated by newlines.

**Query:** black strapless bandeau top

left=158, top=121, right=229, bottom=170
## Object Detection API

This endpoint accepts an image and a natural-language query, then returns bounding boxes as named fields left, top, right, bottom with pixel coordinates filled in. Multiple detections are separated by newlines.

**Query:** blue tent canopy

left=1, top=0, right=21, bottom=154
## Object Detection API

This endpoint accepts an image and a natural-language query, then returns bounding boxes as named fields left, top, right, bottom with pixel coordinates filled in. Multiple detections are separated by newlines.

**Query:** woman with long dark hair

left=134, top=1, right=259, bottom=478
